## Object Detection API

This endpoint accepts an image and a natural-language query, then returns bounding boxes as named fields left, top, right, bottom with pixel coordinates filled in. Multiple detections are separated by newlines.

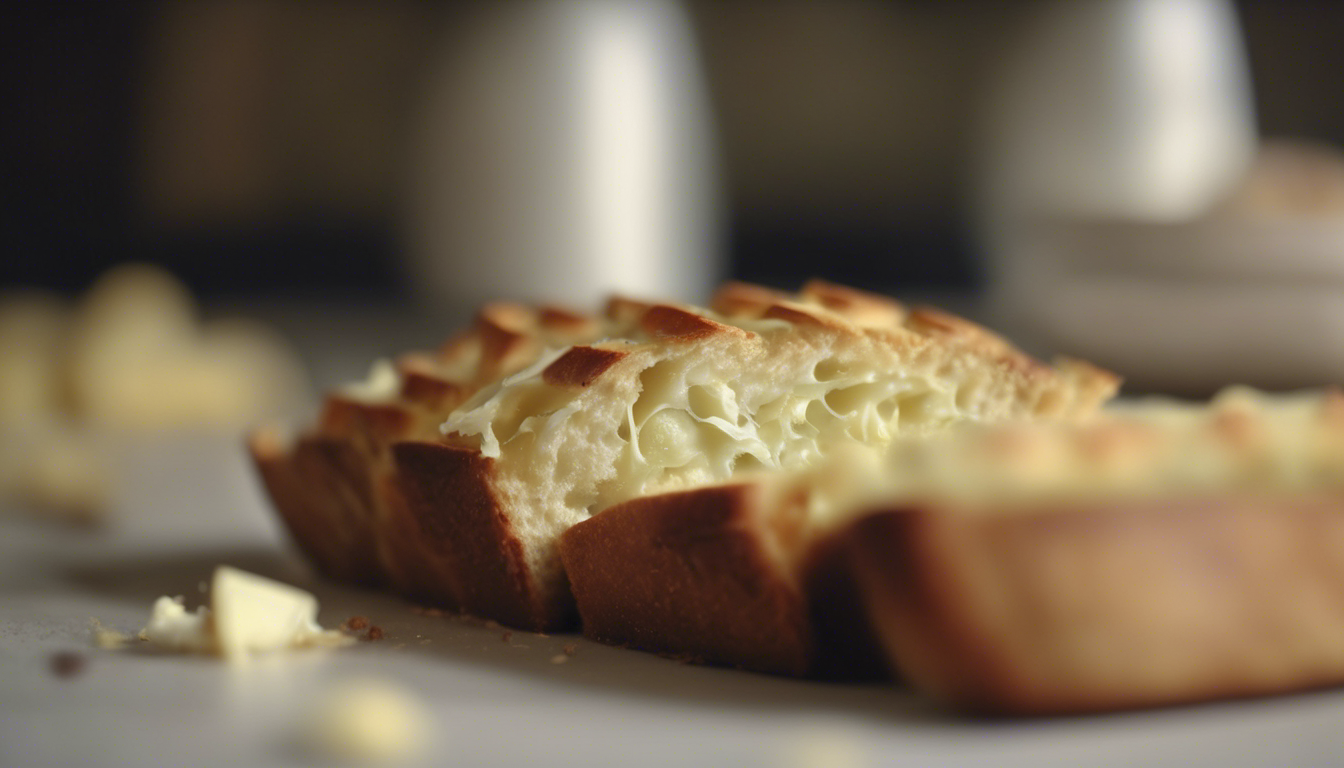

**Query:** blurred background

left=5, top=0, right=1344, bottom=396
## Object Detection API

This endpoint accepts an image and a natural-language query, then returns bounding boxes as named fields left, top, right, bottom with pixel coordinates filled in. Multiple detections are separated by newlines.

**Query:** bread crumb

left=410, top=606, right=445, bottom=618
left=89, top=618, right=132, bottom=649
left=778, top=727, right=869, bottom=768
left=50, top=651, right=86, bottom=679
left=299, top=678, right=431, bottom=763
left=550, top=653, right=569, bottom=665
left=345, top=616, right=369, bottom=631
left=500, top=630, right=513, bottom=643
left=365, top=626, right=384, bottom=641
left=562, top=643, right=577, bottom=656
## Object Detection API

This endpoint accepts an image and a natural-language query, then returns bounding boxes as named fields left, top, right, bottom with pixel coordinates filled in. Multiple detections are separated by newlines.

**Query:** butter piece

left=138, top=567, right=351, bottom=661
left=211, top=566, right=348, bottom=661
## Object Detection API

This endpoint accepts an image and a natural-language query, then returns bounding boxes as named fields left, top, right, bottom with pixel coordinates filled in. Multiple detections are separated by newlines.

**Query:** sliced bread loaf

left=389, top=281, right=1117, bottom=630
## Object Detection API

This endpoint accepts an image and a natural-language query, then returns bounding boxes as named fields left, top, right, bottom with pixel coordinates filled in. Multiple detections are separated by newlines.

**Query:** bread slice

left=563, top=388, right=1344, bottom=711
left=845, top=388, right=1344, bottom=714
left=559, top=453, right=886, bottom=676
left=389, top=281, right=1117, bottom=630
left=250, top=301, right=609, bottom=606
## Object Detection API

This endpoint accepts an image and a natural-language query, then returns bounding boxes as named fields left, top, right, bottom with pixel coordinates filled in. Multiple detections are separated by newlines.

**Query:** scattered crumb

left=778, top=727, right=870, bottom=768
left=365, top=626, right=385, bottom=641
left=88, top=618, right=132, bottom=649
left=298, top=678, right=432, bottom=763
left=410, top=606, right=445, bottom=618
left=5, top=429, right=111, bottom=525
left=482, top=619, right=502, bottom=630
left=500, top=630, right=513, bottom=643
left=49, top=651, right=86, bottom=679
left=345, top=616, right=369, bottom=631
left=550, top=653, right=569, bottom=665
left=562, top=643, right=578, bottom=656
left=536, top=632, right=550, bottom=638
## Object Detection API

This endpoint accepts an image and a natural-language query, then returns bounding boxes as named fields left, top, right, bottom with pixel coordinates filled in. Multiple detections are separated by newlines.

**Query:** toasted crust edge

left=391, top=440, right=573, bottom=631
left=560, top=483, right=816, bottom=676
left=846, top=497, right=1344, bottom=715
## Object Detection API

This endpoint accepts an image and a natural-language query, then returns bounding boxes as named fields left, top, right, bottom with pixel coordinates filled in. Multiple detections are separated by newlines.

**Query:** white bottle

left=979, top=0, right=1257, bottom=224
left=405, top=0, right=722, bottom=316
left=975, top=0, right=1259, bottom=362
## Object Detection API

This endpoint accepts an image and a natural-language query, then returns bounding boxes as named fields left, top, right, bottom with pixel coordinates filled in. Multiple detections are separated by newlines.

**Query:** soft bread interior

left=785, top=387, right=1344, bottom=534
left=255, top=280, right=1118, bottom=622
left=439, top=304, right=1116, bottom=593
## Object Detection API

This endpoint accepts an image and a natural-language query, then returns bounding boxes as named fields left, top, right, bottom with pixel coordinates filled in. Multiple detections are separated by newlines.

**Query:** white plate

left=992, top=216, right=1344, bottom=392
left=1028, top=217, right=1344, bottom=283
left=4, top=433, right=1344, bottom=768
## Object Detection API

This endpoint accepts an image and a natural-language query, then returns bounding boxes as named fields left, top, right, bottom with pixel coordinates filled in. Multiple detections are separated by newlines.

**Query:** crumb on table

left=50, top=651, right=86, bottom=679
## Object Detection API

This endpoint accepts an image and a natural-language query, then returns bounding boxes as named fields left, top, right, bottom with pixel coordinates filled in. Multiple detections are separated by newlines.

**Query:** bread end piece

left=846, top=497, right=1344, bottom=715
left=248, top=427, right=386, bottom=587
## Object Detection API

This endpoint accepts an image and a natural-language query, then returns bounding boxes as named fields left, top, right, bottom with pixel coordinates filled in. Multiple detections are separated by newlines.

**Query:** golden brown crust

left=640, top=305, right=751, bottom=341
left=538, top=305, right=602, bottom=339
left=560, top=483, right=815, bottom=675
left=541, top=346, right=630, bottom=388
left=761, top=301, right=848, bottom=331
left=561, top=478, right=894, bottom=679
left=604, top=296, right=653, bottom=328
left=318, top=396, right=419, bottom=446
left=248, top=430, right=354, bottom=582
left=392, top=440, right=571, bottom=630
left=398, top=370, right=465, bottom=412
left=475, top=305, right=542, bottom=384
left=286, top=434, right=388, bottom=586
left=375, top=469, right=464, bottom=607
left=846, top=496, right=1344, bottom=715
left=799, top=278, right=907, bottom=328
left=709, top=281, right=792, bottom=318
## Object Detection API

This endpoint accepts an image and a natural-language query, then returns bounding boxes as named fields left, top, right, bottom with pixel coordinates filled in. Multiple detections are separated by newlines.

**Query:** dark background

left=6, top=2, right=1344, bottom=301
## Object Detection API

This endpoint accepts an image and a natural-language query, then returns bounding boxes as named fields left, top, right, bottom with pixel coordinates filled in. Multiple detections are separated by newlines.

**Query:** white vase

left=405, top=0, right=722, bottom=317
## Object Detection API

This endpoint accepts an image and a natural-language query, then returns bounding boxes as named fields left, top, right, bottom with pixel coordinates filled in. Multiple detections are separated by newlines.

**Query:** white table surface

left=4, top=432, right=1344, bottom=768
left=4, top=302, right=1343, bottom=768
